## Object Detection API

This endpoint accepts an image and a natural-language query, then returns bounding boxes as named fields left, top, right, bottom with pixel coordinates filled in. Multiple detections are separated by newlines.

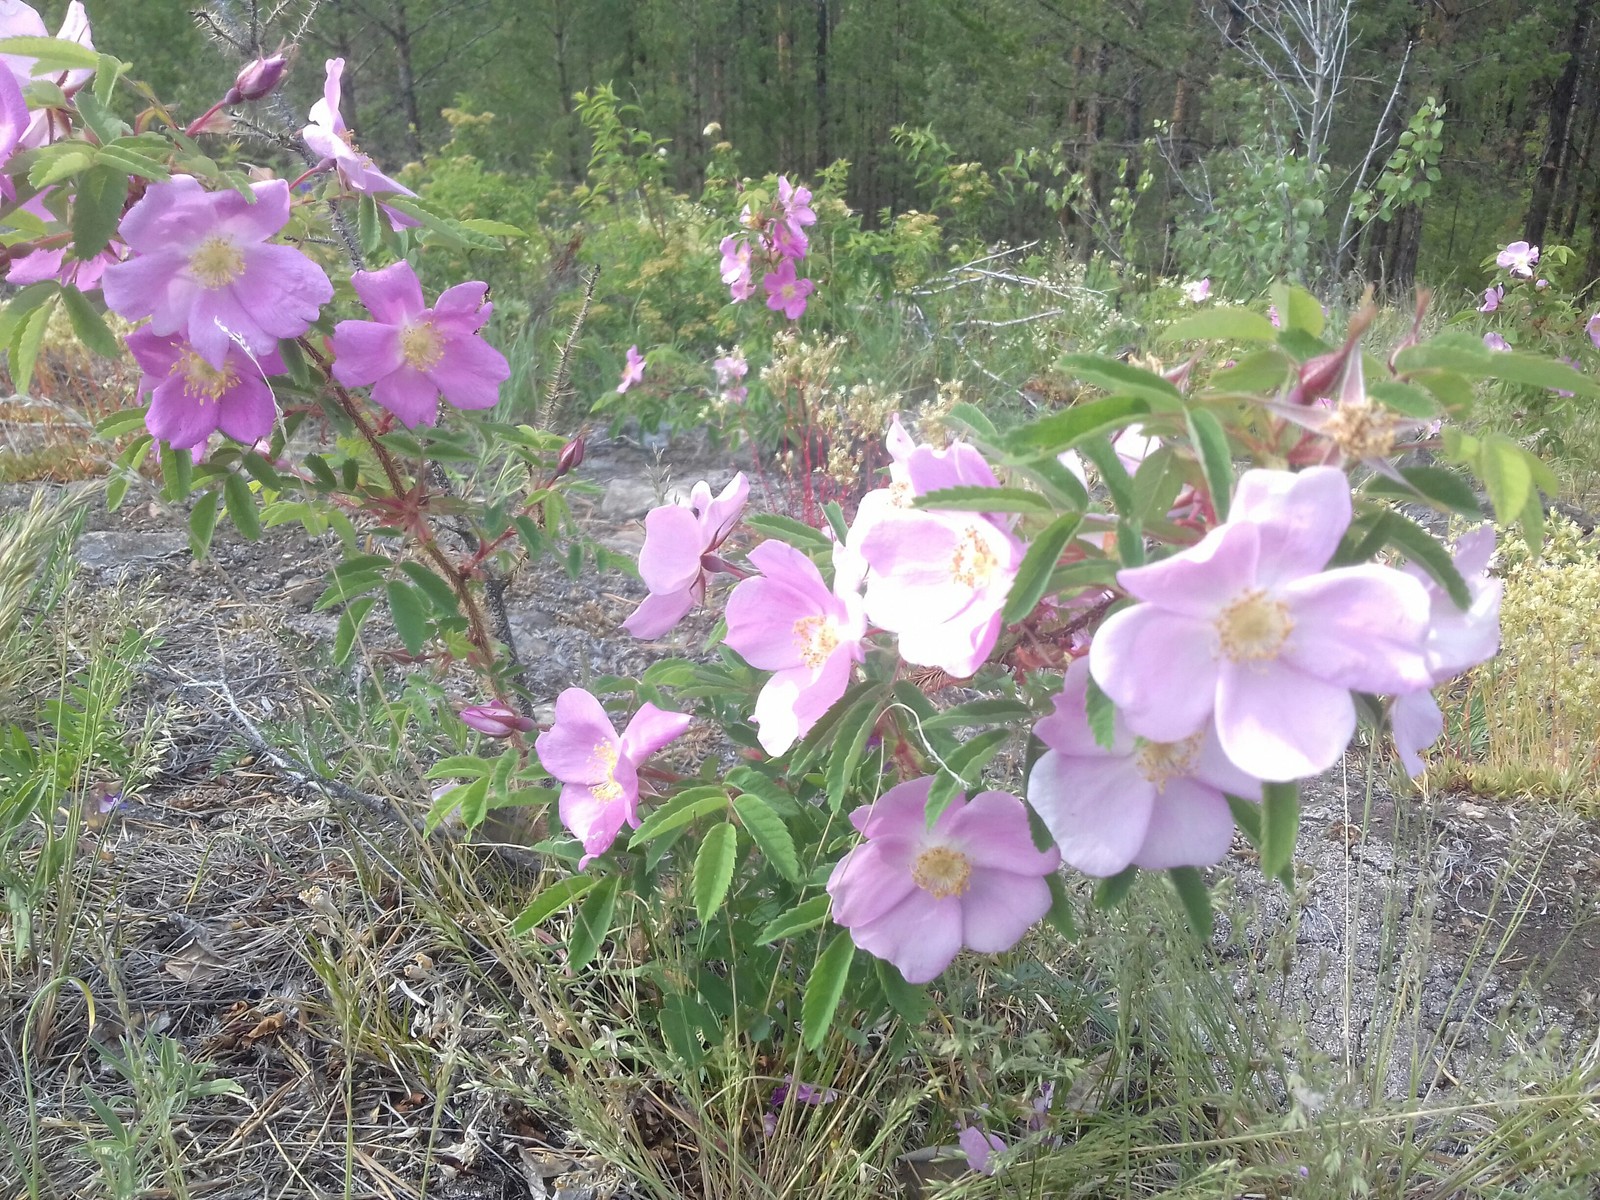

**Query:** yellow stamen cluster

left=950, top=524, right=998, bottom=588
left=1322, top=398, right=1399, bottom=460
left=589, top=741, right=624, bottom=804
left=175, top=350, right=239, bottom=403
left=911, top=845, right=972, bottom=899
left=793, top=615, right=840, bottom=668
left=1135, top=733, right=1203, bottom=790
left=1217, top=589, right=1293, bottom=662
left=188, top=236, right=246, bottom=287
left=400, top=321, right=446, bottom=370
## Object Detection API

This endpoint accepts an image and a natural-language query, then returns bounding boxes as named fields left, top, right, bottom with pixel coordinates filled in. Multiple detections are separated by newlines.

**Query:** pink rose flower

left=127, top=326, right=283, bottom=453
left=617, top=344, right=645, bottom=393
left=1483, top=331, right=1510, bottom=352
left=777, top=176, right=816, bottom=237
left=1478, top=284, right=1503, bottom=313
left=763, top=258, right=815, bottom=320
left=719, top=234, right=754, bottom=302
left=1088, top=466, right=1434, bottom=781
left=826, top=776, right=1059, bottom=983
left=534, top=688, right=692, bottom=866
left=1027, top=660, right=1262, bottom=876
left=623, top=473, right=750, bottom=638
left=330, top=260, right=510, bottom=429
left=303, top=57, right=418, bottom=229
left=1587, top=312, right=1600, bottom=350
left=1496, top=240, right=1538, bottom=278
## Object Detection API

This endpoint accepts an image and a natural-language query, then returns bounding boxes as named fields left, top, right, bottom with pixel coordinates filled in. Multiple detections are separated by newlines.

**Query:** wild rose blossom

left=617, top=344, right=645, bottom=393
left=959, top=1126, right=1006, bottom=1176
left=827, top=776, right=1059, bottom=983
left=777, top=176, right=816, bottom=237
left=725, top=540, right=867, bottom=755
left=127, top=326, right=283, bottom=453
left=719, top=234, right=755, bottom=302
left=768, top=217, right=808, bottom=261
left=303, top=57, right=418, bottom=228
left=1496, top=240, right=1538, bottom=278
left=0, top=0, right=92, bottom=149
left=1027, top=659, right=1262, bottom=876
left=329, top=260, right=510, bottom=429
left=535, top=687, right=692, bottom=866
left=1478, top=284, right=1503, bottom=314
left=712, top=346, right=748, bottom=403
left=1483, top=331, right=1510, bottom=352
left=1587, top=313, right=1600, bottom=350
left=1390, top=526, right=1503, bottom=776
left=103, top=176, right=333, bottom=369
left=1089, top=466, right=1434, bottom=781
left=623, top=473, right=750, bottom=638
left=1181, top=278, right=1211, bottom=304
left=764, top=258, right=814, bottom=320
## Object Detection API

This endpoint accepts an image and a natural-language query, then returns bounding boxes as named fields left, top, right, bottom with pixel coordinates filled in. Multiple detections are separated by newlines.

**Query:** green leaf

left=93, top=52, right=124, bottom=105
left=95, top=407, right=147, bottom=439
left=222, top=472, right=260, bottom=540
left=1058, top=353, right=1183, bottom=406
left=377, top=196, right=502, bottom=249
left=914, top=485, right=1055, bottom=516
left=333, top=596, right=377, bottom=665
left=918, top=699, right=1035, bottom=731
left=566, top=875, right=620, bottom=970
left=1479, top=435, right=1533, bottom=526
left=0, top=35, right=100, bottom=72
left=9, top=292, right=56, bottom=395
left=1226, top=793, right=1262, bottom=845
left=757, top=893, right=831, bottom=943
left=58, top=285, right=120, bottom=358
left=1365, top=380, right=1436, bottom=420
left=511, top=876, right=597, bottom=934
left=1094, top=866, right=1138, bottom=908
left=1159, top=309, right=1277, bottom=343
left=1260, top=781, right=1299, bottom=885
left=187, top=489, right=221, bottom=559
left=692, top=822, right=739, bottom=923
left=385, top=580, right=429, bottom=656
left=875, top=959, right=930, bottom=1024
left=801, top=930, right=856, bottom=1051
left=1363, top=465, right=1482, bottom=519
left=1488, top=353, right=1600, bottom=398
left=1075, top=436, right=1134, bottom=512
left=93, top=143, right=169, bottom=181
left=1002, top=511, right=1082, bottom=624
left=942, top=727, right=1011, bottom=787
left=1280, top=285, right=1325, bottom=338
left=1005, top=395, right=1150, bottom=458
left=1186, top=407, right=1234, bottom=521
left=1371, top=511, right=1471, bottom=608
left=944, top=400, right=998, bottom=440
left=422, top=776, right=487, bottom=832
left=1044, top=873, right=1077, bottom=941
left=1167, top=867, right=1214, bottom=940
left=73, top=89, right=123, bottom=143
left=825, top=690, right=884, bottom=809
left=732, top=792, right=801, bottom=883
left=1085, top=672, right=1116, bottom=750
left=158, top=437, right=192, bottom=500
left=399, top=561, right=461, bottom=616
left=744, top=512, right=829, bottom=551
left=29, top=147, right=92, bottom=189
left=357, top=194, right=384, bottom=258
left=460, top=217, right=528, bottom=238
left=1131, top=447, right=1184, bottom=523
left=628, top=786, right=729, bottom=847
left=424, top=754, right=494, bottom=780
left=1208, top=349, right=1291, bottom=394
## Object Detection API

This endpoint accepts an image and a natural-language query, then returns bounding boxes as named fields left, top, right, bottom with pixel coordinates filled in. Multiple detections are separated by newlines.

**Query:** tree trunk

left=1524, top=0, right=1595, bottom=247
left=814, top=0, right=829, bottom=170
left=390, top=0, right=426, bottom=161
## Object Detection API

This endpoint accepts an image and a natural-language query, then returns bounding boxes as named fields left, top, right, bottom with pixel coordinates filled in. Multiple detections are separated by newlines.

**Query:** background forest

left=99, top=0, right=1600, bottom=296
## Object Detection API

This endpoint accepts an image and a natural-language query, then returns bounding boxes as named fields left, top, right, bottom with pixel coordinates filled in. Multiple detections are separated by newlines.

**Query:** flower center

left=589, top=741, right=624, bottom=805
left=1134, top=734, right=1203, bottom=791
left=887, top=480, right=913, bottom=508
left=189, top=236, right=245, bottom=288
left=793, top=614, right=840, bottom=669
left=174, top=350, right=238, bottom=403
left=400, top=321, right=445, bottom=370
left=911, top=845, right=972, bottom=899
left=1322, top=399, right=1398, bottom=460
left=950, top=525, right=998, bottom=588
left=1216, top=588, right=1293, bottom=662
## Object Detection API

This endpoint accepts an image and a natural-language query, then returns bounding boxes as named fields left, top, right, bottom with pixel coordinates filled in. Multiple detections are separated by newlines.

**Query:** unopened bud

left=555, top=435, right=586, bottom=477
left=225, top=53, right=289, bottom=105
left=460, top=703, right=534, bottom=738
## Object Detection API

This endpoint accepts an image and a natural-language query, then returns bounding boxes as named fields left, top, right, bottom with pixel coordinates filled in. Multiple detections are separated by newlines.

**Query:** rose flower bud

left=460, top=703, right=534, bottom=738
left=226, top=53, right=289, bottom=104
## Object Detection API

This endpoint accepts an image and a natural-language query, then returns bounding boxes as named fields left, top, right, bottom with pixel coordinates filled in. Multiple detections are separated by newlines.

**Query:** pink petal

left=215, top=180, right=292, bottom=244
left=622, top=588, right=697, bottom=639
left=944, top=790, right=1060, bottom=874
left=101, top=249, right=186, bottom=326
left=1089, top=605, right=1219, bottom=742
left=959, top=868, right=1053, bottom=954
left=851, top=775, right=939, bottom=839
left=828, top=838, right=920, bottom=928
left=1391, top=689, right=1443, bottom=777
left=430, top=333, right=509, bottom=411
left=113, top=175, right=208, bottom=252
left=1215, top=659, right=1355, bottom=780
left=1116, top=522, right=1260, bottom=617
left=1035, top=659, right=1135, bottom=758
left=1027, top=750, right=1154, bottom=876
left=351, top=261, right=426, bottom=325
left=851, top=890, right=964, bottom=984
left=894, top=603, right=1003, bottom=679
left=754, top=652, right=853, bottom=755
left=431, top=280, right=492, bottom=334
left=215, top=373, right=277, bottom=443
left=145, top=375, right=217, bottom=451
left=230, top=242, right=333, bottom=337
left=559, top=776, right=633, bottom=863
left=331, top=320, right=405, bottom=387
left=535, top=688, right=621, bottom=785
left=371, top=369, right=441, bottom=429
left=618, top=702, right=691, bottom=763
left=1280, top=565, right=1432, bottom=693
left=1229, top=466, right=1350, bottom=585
left=699, top=472, right=750, bottom=545
left=1129, top=779, right=1236, bottom=869
left=636, top=505, right=706, bottom=593
left=862, top=513, right=993, bottom=627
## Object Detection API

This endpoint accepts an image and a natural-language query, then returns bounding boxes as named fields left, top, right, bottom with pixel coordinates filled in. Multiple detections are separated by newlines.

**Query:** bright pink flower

left=777, top=176, right=816, bottom=236
left=1181, top=278, right=1211, bottom=303
left=725, top=540, right=867, bottom=755
left=1483, top=331, right=1510, bottom=352
left=1478, top=284, right=1503, bottom=313
left=826, top=776, right=1059, bottom=984
left=1587, top=313, right=1600, bottom=350
left=768, top=217, right=808, bottom=261
left=623, top=473, right=750, bottom=638
left=617, top=344, right=645, bottom=393
left=127, top=325, right=283, bottom=453
left=303, top=58, right=418, bottom=229
left=0, top=47, right=24, bottom=179
left=857, top=506, right=1024, bottom=678
left=1496, top=240, right=1538, bottom=278
left=330, top=260, right=509, bottom=429
left=719, top=234, right=754, bottom=302
left=763, top=258, right=814, bottom=320
left=535, top=688, right=691, bottom=867
left=460, top=703, right=534, bottom=738
left=1027, top=660, right=1261, bottom=877
left=1267, top=304, right=1281, bottom=328
left=0, top=1, right=92, bottom=149
left=1089, top=466, right=1434, bottom=781
left=959, top=1126, right=1006, bottom=1176
left=1391, top=527, right=1503, bottom=776
left=102, top=176, right=333, bottom=369
left=6, top=191, right=122, bottom=289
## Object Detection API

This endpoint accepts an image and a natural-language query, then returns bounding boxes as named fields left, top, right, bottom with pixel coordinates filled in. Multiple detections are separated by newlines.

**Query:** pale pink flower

left=712, top=347, right=747, bottom=388
left=719, top=234, right=754, bottom=302
left=0, top=0, right=92, bottom=149
left=617, top=344, right=645, bottom=393
left=1027, top=660, right=1261, bottom=876
left=959, top=1126, right=1006, bottom=1176
left=763, top=258, right=814, bottom=320
left=330, top=260, right=509, bottom=429
left=303, top=58, right=418, bottom=229
left=1478, top=284, right=1503, bottom=313
left=1536, top=278, right=1550, bottom=290
left=1267, top=304, right=1281, bottom=328
left=777, top=176, right=816, bottom=236
left=725, top=540, right=867, bottom=755
left=1483, top=331, right=1510, bottom=352
left=102, top=176, right=333, bottom=368
left=127, top=325, right=283, bottom=453
left=1181, top=278, right=1211, bottom=304
left=1390, top=526, right=1503, bottom=776
left=460, top=703, right=534, bottom=738
left=1587, top=313, right=1600, bottom=350
left=1496, top=240, right=1538, bottom=278
left=4, top=190, right=123, bottom=288
left=1113, top=423, right=1160, bottom=471
left=535, top=688, right=691, bottom=866
left=623, top=473, right=750, bottom=638
left=1088, top=466, right=1434, bottom=781
left=768, top=217, right=808, bottom=261
left=826, top=776, right=1059, bottom=984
